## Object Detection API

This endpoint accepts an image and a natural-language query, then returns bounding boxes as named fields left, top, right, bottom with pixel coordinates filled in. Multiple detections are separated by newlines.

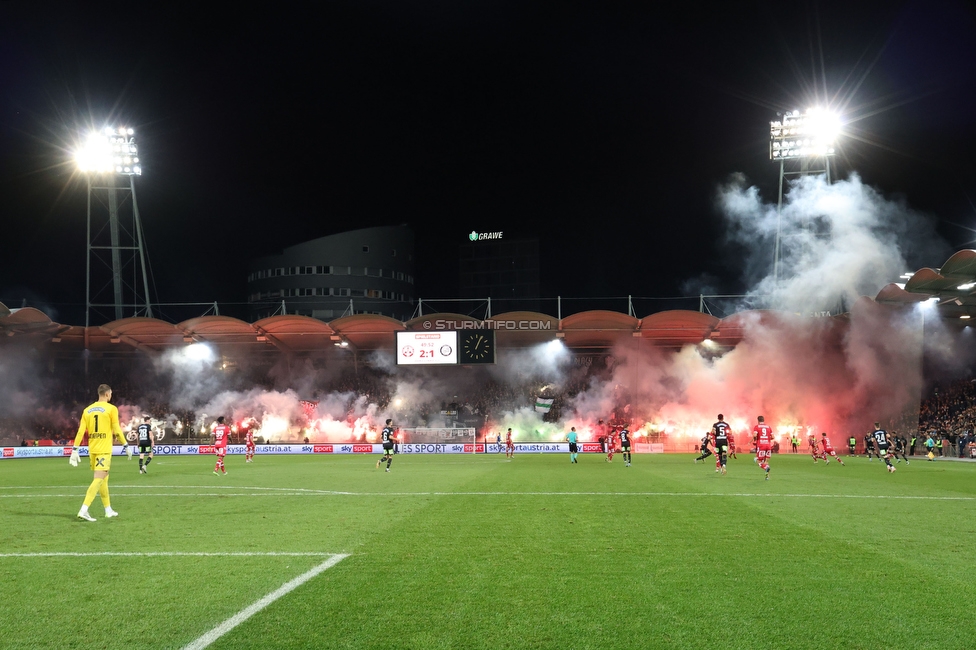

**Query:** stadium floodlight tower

left=75, top=126, right=153, bottom=325
left=769, top=107, right=841, bottom=282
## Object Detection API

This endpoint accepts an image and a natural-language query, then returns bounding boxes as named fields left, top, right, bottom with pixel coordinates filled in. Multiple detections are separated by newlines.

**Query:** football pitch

left=2, top=452, right=975, bottom=649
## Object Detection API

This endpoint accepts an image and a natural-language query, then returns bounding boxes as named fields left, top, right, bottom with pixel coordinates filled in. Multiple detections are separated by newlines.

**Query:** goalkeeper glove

left=69, top=448, right=80, bottom=467
left=123, top=445, right=133, bottom=460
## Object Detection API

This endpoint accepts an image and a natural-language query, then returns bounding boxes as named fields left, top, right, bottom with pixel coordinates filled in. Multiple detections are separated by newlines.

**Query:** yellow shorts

left=89, top=454, right=112, bottom=472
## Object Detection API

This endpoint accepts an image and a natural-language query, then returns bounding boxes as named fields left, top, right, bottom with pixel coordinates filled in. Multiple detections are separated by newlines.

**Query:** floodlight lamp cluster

left=769, top=108, right=840, bottom=160
left=75, top=126, right=142, bottom=175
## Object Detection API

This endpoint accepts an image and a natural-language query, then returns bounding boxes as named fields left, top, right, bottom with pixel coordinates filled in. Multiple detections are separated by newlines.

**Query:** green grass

left=2, top=452, right=975, bottom=649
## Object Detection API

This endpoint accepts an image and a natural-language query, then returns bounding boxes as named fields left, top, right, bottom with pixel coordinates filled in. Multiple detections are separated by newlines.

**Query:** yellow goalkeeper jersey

left=75, top=401, right=125, bottom=455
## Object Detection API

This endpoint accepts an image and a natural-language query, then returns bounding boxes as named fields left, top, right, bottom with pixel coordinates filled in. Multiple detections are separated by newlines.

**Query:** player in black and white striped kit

left=376, top=419, right=395, bottom=472
left=137, top=417, right=154, bottom=474
left=712, top=415, right=731, bottom=475
left=619, top=426, right=633, bottom=467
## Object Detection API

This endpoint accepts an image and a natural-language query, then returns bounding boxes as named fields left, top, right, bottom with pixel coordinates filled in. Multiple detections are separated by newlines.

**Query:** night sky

left=1, top=1, right=974, bottom=324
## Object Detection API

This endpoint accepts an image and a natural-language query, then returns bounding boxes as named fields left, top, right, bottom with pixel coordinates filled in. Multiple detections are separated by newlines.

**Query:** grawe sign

left=468, top=231, right=503, bottom=241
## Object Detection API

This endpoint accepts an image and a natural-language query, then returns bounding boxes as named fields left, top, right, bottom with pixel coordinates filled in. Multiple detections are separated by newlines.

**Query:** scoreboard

left=395, top=330, right=495, bottom=365
left=396, top=331, right=458, bottom=365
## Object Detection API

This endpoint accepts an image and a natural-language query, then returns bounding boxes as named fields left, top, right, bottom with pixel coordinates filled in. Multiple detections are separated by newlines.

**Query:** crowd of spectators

left=1, top=354, right=594, bottom=444
left=6, top=352, right=976, bottom=457
left=917, top=379, right=976, bottom=458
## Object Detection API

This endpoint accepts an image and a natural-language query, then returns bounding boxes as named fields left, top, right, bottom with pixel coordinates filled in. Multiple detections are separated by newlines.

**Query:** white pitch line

left=0, top=552, right=339, bottom=558
left=2, top=491, right=976, bottom=500
left=0, top=485, right=339, bottom=493
left=181, top=553, right=349, bottom=650
left=0, top=493, right=335, bottom=498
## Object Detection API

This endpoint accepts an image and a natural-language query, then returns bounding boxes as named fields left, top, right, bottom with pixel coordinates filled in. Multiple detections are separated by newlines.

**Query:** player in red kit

left=606, top=429, right=617, bottom=462
left=212, top=416, right=230, bottom=475
left=809, top=435, right=825, bottom=463
left=753, top=416, right=773, bottom=480
left=505, top=428, right=515, bottom=460
left=819, top=432, right=845, bottom=465
left=244, top=426, right=255, bottom=463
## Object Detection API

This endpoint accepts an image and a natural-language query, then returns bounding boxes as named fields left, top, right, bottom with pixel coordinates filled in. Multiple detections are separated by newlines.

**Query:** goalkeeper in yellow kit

left=70, top=384, right=131, bottom=521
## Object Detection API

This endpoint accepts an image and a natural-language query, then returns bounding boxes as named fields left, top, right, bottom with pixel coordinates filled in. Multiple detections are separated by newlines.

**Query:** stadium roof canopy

left=874, top=249, right=976, bottom=321
left=0, top=302, right=885, bottom=359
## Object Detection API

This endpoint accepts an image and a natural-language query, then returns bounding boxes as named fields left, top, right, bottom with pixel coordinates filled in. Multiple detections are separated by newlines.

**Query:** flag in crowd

left=300, top=400, right=318, bottom=418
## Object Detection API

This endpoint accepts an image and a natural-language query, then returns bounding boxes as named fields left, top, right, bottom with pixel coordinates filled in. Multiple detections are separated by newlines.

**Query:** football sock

left=146, top=457, right=152, bottom=466
left=139, top=459, right=143, bottom=468
left=84, top=478, right=103, bottom=507
left=386, top=458, right=392, bottom=468
left=98, top=475, right=111, bottom=508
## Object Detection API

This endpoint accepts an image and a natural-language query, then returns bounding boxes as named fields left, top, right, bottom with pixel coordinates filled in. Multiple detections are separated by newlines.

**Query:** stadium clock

left=459, top=331, right=495, bottom=364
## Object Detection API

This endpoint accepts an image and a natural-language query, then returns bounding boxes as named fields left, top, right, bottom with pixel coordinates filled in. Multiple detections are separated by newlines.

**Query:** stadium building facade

left=248, top=226, right=415, bottom=321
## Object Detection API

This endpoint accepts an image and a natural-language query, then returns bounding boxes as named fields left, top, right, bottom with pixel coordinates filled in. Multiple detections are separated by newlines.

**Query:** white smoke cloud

left=718, top=172, right=948, bottom=311
left=490, top=341, right=572, bottom=385
left=152, top=345, right=229, bottom=410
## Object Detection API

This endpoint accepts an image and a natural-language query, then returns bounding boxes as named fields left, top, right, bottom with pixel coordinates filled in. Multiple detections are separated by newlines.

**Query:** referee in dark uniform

left=137, top=417, right=154, bottom=474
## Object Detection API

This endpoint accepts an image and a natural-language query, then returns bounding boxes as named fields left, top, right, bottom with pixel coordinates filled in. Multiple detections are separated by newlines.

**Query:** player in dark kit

left=377, top=419, right=395, bottom=472
left=864, top=432, right=876, bottom=460
left=712, top=414, right=731, bottom=475
left=848, top=435, right=857, bottom=456
left=694, top=433, right=713, bottom=463
left=619, top=426, right=633, bottom=467
left=137, top=417, right=154, bottom=474
left=872, top=422, right=897, bottom=473
left=892, top=433, right=910, bottom=464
